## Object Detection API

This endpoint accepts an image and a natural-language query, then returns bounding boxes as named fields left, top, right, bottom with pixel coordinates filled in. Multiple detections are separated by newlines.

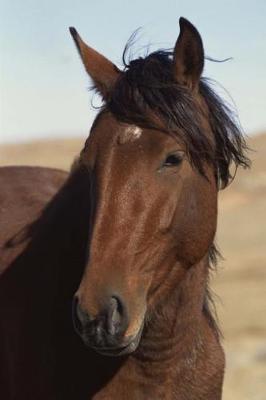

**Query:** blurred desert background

left=0, top=132, right=265, bottom=400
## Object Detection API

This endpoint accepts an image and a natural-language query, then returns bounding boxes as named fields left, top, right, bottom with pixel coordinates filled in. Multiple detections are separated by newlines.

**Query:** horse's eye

left=163, top=153, right=183, bottom=167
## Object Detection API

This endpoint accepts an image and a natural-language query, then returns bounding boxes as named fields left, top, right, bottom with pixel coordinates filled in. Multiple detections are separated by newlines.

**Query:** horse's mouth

left=92, top=337, right=140, bottom=357
left=83, top=324, right=144, bottom=357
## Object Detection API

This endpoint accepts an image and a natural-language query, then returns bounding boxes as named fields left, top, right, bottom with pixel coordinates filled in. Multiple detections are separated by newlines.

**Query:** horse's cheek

left=171, top=177, right=217, bottom=264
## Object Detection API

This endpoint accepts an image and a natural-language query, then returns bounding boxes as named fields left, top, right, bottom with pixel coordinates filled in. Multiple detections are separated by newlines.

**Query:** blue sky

left=1, top=0, right=265, bottom=143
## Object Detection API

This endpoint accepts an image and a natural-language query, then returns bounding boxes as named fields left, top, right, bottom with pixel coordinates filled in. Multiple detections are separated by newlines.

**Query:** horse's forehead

left=92, top=112, right=174, bottom=151
left=92, top=113, right=143, bottom=145
left=117, top=124, right=143, bottom=144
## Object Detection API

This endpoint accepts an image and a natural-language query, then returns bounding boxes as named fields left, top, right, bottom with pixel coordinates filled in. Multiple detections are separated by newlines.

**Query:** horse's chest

left=87, top=361, right=222, bottom=400
left=91, top=384, right=172, bottom=400
left=89, top=366, right=178, bottom=400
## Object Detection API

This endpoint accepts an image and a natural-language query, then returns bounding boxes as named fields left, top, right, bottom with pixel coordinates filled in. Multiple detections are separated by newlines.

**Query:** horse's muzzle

left=72, top=296, right=142, bottom=356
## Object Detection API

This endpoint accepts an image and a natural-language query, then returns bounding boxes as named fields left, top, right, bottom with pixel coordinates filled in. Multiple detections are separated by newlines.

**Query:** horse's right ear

left=69, top=27, right=121, bottom=99
left=173, top=18, right=204, bottom=91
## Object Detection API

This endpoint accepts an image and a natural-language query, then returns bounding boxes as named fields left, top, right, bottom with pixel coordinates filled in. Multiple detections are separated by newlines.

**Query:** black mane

left=103, top=49, right=250, bottom=188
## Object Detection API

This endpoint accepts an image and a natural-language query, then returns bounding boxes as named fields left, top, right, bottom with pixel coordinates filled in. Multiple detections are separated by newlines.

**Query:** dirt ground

left=1, top=133, right=265, bottom=399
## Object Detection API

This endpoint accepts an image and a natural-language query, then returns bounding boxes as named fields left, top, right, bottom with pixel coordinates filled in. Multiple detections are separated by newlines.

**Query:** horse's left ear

left=173, top=18, right=204, bottom=90
left=69, top=27, right=121, bottom=99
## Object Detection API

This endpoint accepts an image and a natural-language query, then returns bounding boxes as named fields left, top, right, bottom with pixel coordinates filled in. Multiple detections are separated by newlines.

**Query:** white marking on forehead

left=118, top=124, right=142, bottom=144
left=125, top=125, right=142, bottom=139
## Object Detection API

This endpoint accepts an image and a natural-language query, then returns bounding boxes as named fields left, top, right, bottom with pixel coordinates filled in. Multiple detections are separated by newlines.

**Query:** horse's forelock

left=98, top=49, right=250, bottom=189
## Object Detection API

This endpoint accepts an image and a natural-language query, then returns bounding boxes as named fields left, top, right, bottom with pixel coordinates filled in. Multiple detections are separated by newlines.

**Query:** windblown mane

left=102, top=49, right=250, bottom=189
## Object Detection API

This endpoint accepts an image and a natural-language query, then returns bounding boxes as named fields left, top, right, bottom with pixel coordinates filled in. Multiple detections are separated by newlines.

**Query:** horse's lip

left=87, top=322, right=144, bottom=357
left=91, top=336, right=140, bottom=357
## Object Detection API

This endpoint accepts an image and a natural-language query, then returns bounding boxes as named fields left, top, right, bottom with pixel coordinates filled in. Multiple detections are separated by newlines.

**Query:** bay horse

left=0, top=18, right=249, bottom=399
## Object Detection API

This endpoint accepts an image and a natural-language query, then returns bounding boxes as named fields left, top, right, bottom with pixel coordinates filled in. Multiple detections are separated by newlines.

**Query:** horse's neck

left=136, top=257, right=209, bottom=364
left=92, top=257, right=223, bottom=400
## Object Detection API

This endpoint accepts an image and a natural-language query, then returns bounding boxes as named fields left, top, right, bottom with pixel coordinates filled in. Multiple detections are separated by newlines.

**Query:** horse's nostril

left=106, top=296, right=127, bottom=336
left=72, top=296, right=90, bottom=335
left=72, top=294, right=128, bottom=348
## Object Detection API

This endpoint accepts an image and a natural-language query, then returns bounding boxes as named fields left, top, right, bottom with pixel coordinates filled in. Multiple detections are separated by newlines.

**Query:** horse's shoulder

left=0, top=166, right=68, bottom=273
left=0, top=165, right=67, bottom=186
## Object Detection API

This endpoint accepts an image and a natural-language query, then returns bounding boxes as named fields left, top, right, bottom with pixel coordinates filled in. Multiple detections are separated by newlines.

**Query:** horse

left=0, top=17, right=249, bottom=399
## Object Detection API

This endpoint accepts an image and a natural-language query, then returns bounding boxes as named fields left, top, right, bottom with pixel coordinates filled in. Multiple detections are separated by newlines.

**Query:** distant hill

left=0, top=137, right=84, bottom=170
